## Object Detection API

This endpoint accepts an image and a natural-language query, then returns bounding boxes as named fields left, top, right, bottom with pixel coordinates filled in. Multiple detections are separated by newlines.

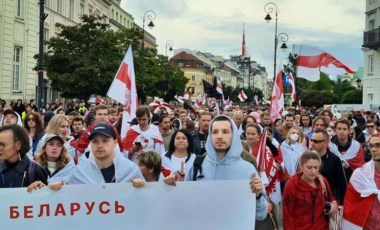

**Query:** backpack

left=192, top=153, right=207, bottom=181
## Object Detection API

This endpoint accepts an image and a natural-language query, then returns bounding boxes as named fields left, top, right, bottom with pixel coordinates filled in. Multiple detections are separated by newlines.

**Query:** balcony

left=363, top=28, right=380, bottom=50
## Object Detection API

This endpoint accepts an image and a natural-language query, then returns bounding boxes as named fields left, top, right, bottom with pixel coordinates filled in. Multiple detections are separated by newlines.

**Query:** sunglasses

left=369, top=143, right=380, bottom=149
left=366, top=125, right=375, bottom=128
left=27, top=118, right=35, bottom=122
left=310, top=139, right=325, bottom=144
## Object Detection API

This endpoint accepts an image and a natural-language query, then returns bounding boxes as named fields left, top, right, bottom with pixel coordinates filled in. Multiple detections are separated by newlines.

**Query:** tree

left=41, top=15, right=187, bottom=100
left=333, top=79, right=356, bottom=102
left=300, top=90, right=339, bottom=108
left=341, top=89, right=363, bottom=104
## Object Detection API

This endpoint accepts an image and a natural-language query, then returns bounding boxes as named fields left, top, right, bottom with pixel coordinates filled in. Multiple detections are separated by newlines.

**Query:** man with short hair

left=168, top=111, right=175, bottom=121
left=278, top=113, right=304, bottom=142
left=138, top=151, right=162, bottom=182
left=165, top=115, right=268, bottom=221
left=329, top=119, right=365, bottom=186
left=233, top=111, right=244, bottom=129
left=71, top=116, right=85, bottom=141
left=68, top=123, right=144, bottom=184
left=311, top=130, right=346, bottom=204
left=178, top=109, right=188, bottom=124
left=71, top=105, right=121, bottom=153
left=357, top=119, right=378, bottom=162
left=192, top=112, right=212, bottom=155
left=123, top=106, right=165, bottom=162
left=159, top=116, right=173, bottom=151
left=343, top=134, right=380, bottom=229
left=108, top=108, right=118, bottom=125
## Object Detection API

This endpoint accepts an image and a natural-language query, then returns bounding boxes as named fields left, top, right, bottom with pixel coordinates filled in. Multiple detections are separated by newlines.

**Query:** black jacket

left=320, top=149, right=346, bottom=204
left=0, top=156, right=48, bottom=188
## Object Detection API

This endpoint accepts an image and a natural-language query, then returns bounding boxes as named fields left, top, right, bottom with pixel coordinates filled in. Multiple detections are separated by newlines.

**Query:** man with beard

left=159, top=116, right=173, bottom=152
left=343, top=133, right=380, bottom=229
left=192, top=112, right=212, bottom=155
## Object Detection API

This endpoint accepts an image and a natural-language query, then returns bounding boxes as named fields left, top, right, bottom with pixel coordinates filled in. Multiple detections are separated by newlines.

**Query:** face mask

left=290, top=133, right=299, bottom=141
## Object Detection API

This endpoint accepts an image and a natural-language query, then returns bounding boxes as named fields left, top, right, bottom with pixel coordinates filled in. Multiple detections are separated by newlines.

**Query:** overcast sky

left=121, top=0, right=365, bottom=79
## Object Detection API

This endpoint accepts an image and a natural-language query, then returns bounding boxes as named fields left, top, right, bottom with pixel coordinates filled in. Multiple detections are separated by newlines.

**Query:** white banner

left=0, top=180, right=255, bottom=230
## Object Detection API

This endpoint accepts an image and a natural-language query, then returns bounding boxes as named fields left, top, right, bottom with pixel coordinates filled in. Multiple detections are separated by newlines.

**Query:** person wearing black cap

left=68, top=123, right=144, bottom=186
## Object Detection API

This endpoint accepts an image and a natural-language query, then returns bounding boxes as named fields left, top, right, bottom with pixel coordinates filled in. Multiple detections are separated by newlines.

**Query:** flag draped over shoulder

left=293, top=45, right=355, bottom=82
left=107, top=46, right=137, bottom=138
left=270, top=68, right=284, bottom=123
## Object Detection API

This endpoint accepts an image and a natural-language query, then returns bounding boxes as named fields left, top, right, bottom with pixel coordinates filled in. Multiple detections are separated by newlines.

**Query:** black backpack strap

left=28, top=161, right=36, bottom=183
left=192, top=153, right=207, bottom=181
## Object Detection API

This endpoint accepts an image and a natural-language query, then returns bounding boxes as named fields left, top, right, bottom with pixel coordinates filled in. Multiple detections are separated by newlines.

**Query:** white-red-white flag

left=107, top=46, right=137, bottom=138
left=270, top=68, right=284, bottom=123
left=238, top=90, right=247, bottom=102
left=216, top=78, right=223, bottom=95
left=288, top=72, right=296, bottom=102
left=224, top=97, right=232, bottom=109
left=293, top=45, right=355, bottom=82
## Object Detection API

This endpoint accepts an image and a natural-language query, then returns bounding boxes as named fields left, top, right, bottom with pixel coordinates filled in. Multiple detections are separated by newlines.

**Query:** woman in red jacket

left=283, top=150, right=338, bottom=230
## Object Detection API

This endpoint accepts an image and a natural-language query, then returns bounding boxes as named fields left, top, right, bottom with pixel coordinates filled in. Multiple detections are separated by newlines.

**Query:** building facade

left=0, top=0, right=39, bottom=103
left=362, top=0, right=380, bottom=103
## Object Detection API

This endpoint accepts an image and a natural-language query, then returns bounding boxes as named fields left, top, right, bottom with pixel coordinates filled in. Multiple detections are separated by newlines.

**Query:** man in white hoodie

left=0, top=109, right=23, bottom=126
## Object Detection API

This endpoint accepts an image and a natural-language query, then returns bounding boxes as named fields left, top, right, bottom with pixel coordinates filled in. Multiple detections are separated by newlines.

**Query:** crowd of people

left=1, top=97, right=380, bottom=229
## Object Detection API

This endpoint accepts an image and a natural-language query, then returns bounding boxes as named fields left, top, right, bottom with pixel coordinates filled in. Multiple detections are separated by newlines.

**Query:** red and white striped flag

left=216, top=78, right=223, bottom=95
left=293, top=45, right=355, bottom=82
left=288, top=72, right=296, bottom=102
left=238, top=90, right=247, bottom=102
left=107, top=46, right=137, bottom=138
left=270, top=68, right=284, bottom=123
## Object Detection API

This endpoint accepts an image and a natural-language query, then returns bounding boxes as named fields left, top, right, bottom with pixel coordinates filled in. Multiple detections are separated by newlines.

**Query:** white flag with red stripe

left=270, top=68, right=284, bottom=123
left=107, top=46, right=137, bottom=138
left=288, top=72, right=296, bottom=102
left=238, top=90, right=247, bottom=102
left=293, top=45, right=355, bottom=82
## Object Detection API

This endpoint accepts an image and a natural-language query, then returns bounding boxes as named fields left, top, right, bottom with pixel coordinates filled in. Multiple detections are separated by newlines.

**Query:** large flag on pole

left=293, top=44, right=355, bottom=82
left=107, top=46, right=137, bottom=138
left=270, top=67, right=285, bottom=123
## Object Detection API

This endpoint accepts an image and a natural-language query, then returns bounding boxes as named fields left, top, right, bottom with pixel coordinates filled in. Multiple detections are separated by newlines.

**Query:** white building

left=0, top=0, right=39, bottom=103
left=362, top=0, right=380, bottom=103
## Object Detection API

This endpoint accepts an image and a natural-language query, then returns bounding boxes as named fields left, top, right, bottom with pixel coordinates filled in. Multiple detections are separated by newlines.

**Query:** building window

left=116, top=12, right=119, bottom=22
left=120, top=15, right=122, bottom=23
left=56, top=0, right=62, bottom=13
left=124, top=18, right=126, bottom=26
left=111, top=9, right=114, bottom=19
left=69, top=0, right=74, bottom=19
left=369, top=55, right=374, bottom=74
left=178, top=62, right=184, bottom=68
left=46, top=0, right=50, bottom=8
left=192, top=75, right=195, bottom=81
left=13, top=47, right=22, bottom=91
left=369, top=19, right=375, bottom=30
left=16, top=0, right=23, bottom=18
left=80, top=3, right=85, bottom=15
left=43, top=28, right=49, bottom=52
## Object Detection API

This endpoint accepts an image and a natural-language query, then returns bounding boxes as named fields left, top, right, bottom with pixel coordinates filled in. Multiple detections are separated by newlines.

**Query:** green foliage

left=341, top=89, right=363, bottom=104
left=300, top=90, right=339, bottom=108
left=40, top=15, right=187, bottom=100
left=333, top=79, right=356, bottom=100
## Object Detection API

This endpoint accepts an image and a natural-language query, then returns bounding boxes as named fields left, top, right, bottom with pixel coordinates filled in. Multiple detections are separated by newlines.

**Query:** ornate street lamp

left=165, top=40, right=174, bottom=57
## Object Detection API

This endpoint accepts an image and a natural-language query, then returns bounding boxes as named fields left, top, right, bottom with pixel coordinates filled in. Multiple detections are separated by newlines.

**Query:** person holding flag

left=123, top=106, right=165, bottom=163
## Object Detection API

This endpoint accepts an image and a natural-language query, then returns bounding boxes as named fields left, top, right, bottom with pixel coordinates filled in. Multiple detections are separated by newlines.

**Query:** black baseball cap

left=89, top=123, right=116, bottom=140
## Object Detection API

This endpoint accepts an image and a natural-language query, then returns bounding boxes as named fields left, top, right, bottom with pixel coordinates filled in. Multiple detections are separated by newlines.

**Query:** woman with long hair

left=162, top=129, right=196, bottom=181
left=240, top=115, right=257, bottom=141
left=283, top=150, right=338, bottom=230
left=36, top=114, right=76, bottom=158
left=35, top=134, right=75, bottom=185
left=24, top=111, right=45, bottom=159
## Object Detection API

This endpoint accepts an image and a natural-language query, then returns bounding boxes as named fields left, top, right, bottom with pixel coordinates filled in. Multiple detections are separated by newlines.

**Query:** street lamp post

left=165, top=40, right=174, bottom=57
left=264, top=2, right=289, bottom=81
left=38, top=0, right=48, bottom=111
left=141, top=10, right=156, bottom=101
